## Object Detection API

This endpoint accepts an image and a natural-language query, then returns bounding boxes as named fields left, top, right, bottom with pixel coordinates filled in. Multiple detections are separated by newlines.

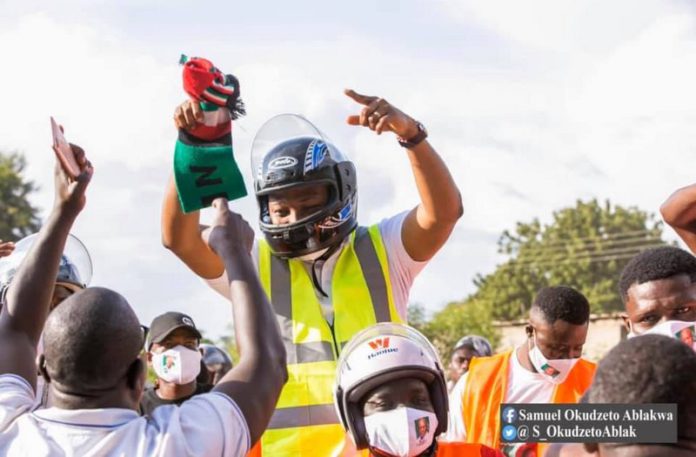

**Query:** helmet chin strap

left=306, top=241, right=344, bottom=298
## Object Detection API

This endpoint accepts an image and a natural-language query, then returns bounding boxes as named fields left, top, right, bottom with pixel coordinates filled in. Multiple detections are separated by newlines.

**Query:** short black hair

left=589, top=335, right=696, bottom=436
left=619, top=246, right=696, bottom=301
left=43, top=287, right=143, bottom=393
left=531, top=286, right=590, bottom=325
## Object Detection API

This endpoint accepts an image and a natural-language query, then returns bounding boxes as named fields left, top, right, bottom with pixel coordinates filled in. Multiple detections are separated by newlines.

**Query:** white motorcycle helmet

left=0, top=233, right=92, bottom=304
left=334, top=323, right=448, bottom=450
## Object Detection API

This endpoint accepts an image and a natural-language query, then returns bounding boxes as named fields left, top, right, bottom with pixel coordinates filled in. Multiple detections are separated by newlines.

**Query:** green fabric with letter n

left=173, top=139, right=247, bottom=213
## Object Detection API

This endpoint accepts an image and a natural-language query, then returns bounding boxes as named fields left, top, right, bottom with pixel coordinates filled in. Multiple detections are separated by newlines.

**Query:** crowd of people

left=0, top=81, right=695, bottom=457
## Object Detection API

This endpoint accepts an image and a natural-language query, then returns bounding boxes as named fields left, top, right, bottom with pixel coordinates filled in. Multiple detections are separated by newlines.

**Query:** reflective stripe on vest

left=256, top=225, right=403, bottom=456
left=462, top=351, right=596, bottom=453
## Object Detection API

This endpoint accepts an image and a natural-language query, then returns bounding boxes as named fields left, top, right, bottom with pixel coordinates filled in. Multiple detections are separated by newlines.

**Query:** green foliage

left=419, top=298, right=500, bottom=362
left=407, top=302, right=427, bottom=332
left=0, top=152, right=40, bottom=240
left=483, top=199, right=664, bottom=320
left=423, top=199, right=665, bottom=354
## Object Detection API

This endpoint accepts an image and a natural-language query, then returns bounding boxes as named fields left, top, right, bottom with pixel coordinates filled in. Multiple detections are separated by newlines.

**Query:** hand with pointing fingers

left=344, top=89, right=420, bottom=139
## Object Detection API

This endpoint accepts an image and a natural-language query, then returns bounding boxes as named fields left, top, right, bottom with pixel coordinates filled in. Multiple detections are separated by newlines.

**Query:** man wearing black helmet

left=199, top=343, right=234, bottom=385
left=163, top=88, right=462, bottom=456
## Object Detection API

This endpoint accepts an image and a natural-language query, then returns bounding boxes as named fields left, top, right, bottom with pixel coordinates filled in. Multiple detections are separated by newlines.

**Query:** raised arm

left=0, top=144, right=92, bottom=388
left=345, top=89, right=462, bottom=261
left=161, top=100, right=230, bottom=279
left=162, top=174, right=224, bottom=278
left=660, top=184, right=696, bottom=253
left=205, top=199, right=287, bottom=445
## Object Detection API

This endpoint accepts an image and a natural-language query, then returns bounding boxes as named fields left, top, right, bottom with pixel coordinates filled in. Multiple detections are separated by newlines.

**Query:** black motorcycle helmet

left=252, top=115, right=357, bottom=258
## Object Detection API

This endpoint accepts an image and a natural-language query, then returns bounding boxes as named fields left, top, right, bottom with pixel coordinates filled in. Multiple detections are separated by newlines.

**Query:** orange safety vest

left=353, top=442, right=504, bottom=457
left=437, top=442, right=505, bottom=457
left=461, top=350, right=596, bottom=457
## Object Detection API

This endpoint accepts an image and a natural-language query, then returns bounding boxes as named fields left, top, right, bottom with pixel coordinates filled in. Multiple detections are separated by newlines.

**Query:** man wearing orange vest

left=446, top=286, right=596, bottom=457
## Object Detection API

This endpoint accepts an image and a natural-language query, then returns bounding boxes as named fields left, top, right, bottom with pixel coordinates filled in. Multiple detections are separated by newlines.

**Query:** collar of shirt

left=32, top=407, right=140, bottom=429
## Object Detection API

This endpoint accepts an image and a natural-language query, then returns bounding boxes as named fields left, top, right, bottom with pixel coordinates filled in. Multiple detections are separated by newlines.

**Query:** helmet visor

left=0, top=233, right=93, bottom=289
left=251, top=113, right=349, bottom=179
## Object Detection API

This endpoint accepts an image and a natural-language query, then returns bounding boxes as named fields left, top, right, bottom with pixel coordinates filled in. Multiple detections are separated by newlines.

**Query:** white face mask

left=642, top=320, right=696, bottom=351
left=152, top=345, right=202, bottom=385
left=364, top=407, right=438, bottom=457
left=528, top=335, right=579, bottom=385
left=298, top=247, right=329, bottom=262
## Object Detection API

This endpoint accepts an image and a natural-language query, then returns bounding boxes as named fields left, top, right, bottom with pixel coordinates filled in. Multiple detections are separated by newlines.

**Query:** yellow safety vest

left=255, top=225, right=403, bottom=457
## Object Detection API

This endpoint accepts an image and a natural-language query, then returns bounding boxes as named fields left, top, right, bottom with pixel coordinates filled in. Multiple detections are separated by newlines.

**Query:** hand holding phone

left=50, top=117, right=80, bottom=179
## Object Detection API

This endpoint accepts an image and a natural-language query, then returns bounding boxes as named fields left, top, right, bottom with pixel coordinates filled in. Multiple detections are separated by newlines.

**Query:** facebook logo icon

left=502, top=406, right=517, bottom=424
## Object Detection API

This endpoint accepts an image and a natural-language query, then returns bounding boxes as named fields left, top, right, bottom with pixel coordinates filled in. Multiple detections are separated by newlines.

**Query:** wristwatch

left=397, top=121, right=428, bottom=148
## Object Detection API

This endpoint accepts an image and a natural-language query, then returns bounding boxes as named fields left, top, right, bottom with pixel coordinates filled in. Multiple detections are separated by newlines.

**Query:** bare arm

left=401, top=139, right=463, bottom=261
left=661, top=184, right=696, bottom=253
left=206, top=199, right=287, bottom=445
left=0, top=144, right=92, bottom=388
left=345, top=89, right=462, bottom=261
left=161, top=175, right=224, bottom=278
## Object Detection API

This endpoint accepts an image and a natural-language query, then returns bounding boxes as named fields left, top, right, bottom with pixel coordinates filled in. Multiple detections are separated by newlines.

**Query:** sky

left=1, top=0, right=696, bottom=339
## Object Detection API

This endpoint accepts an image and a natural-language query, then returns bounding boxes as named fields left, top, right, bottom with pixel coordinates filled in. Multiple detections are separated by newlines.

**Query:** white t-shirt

left=444, top=348, right=553, bottom=441
left=0, top=374, right=249, bottom=457
left=206, top=211, right=426, bottom=323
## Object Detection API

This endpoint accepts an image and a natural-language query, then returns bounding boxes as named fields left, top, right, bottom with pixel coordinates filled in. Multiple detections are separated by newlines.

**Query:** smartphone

left=50, top=117, right=80, bottom=179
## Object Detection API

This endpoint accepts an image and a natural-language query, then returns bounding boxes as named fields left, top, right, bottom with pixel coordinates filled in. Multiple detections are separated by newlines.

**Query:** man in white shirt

left=0, top=143, right=286, bottom=456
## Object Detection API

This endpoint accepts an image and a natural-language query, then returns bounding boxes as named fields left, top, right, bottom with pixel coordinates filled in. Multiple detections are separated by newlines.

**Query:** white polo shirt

left=0, top=374, right=249, bottom=456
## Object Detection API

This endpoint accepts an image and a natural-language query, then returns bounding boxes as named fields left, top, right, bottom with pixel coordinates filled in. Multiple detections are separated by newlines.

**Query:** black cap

left=147, top=312, right=202, bottom=349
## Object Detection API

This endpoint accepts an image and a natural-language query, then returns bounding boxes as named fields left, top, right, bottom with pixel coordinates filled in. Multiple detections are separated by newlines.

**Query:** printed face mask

left=643, top=320, right=696, bottom=352
left=152, top=345, right=202, bottom=385
left=528, top=335, right=579, bottom=385
left=364, top=407, right=438, bottom=457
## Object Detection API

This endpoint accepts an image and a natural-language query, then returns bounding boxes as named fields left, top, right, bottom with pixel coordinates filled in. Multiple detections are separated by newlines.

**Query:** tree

left=420, top=298, right=500, bottom=363
left=424, top=199, right=665, bottom=354
left=481, top=199, right=665, bottom=320
left=0, top=152, right=41, bottom=240
left=407, top=302, right=428, bottom=332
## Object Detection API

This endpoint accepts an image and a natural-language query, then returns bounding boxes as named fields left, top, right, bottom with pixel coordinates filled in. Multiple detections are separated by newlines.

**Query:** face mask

left=297, top=247, right=329, bottom=262
left=364, top=407, right=438, bottom=457
left=643, top=320, right=696, bottom=351
left=152, top=345, right=202, bottom=385
left=528, top=335, right=579, bottom=385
